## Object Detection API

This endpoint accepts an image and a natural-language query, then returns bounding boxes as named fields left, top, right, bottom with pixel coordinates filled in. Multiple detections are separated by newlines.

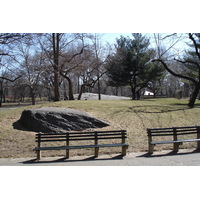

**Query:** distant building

left=144, top=91, right=154, bottom=96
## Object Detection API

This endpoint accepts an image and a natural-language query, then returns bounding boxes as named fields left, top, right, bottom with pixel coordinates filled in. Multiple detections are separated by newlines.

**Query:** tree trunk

left=130, top=74, right=137, bottom=100
left=78, top=84, right=85, bottom=100
left=0, top=81, right=2, bottom=107
left=52, top=33, right=60, bottom=101
left=131, top=85, right=136, bottom=100
left=65, top=76, right=74, bottom=100
left=188, top=83, right=200, bottom=108
left=53, top=70, right=60, bottom=101
left=97, top=77, right=101, bottom=100
left=136, top=91, right=140, bottom=100
left=3, top=88, right=6, bottom=103
left=30, top=87, right=36, bottom=105
left=60, top=72, right=75, bottom=100
left=115, top=87, right=118, bottom=96
left=77, top=76, right=80, bottom=94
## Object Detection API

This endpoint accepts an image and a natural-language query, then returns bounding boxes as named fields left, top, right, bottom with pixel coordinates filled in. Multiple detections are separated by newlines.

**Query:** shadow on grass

left=137, top=149, right=200, bottom=158
left=128, top=105, right=191, bottom=114
left=20, top=154, right=124, bottom=165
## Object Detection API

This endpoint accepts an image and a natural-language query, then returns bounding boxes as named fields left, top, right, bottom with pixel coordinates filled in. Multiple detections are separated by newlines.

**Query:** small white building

left=144, top=91, right=154, bottom=96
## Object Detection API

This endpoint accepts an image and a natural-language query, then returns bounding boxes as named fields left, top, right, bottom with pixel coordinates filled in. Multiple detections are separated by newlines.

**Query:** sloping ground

left=1, top=98, right=200, bottom=158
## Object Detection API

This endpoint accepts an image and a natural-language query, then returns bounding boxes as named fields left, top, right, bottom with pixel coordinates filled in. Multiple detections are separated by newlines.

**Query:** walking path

left=1, top=148, right=200, bottom=166
left=74, top=93, right=130, bottom=100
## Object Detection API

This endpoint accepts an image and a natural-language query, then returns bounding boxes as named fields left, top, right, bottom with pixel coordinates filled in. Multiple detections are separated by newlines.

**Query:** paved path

left=1, top=149, right=200, bottom=166
left=74, top=93, right=130, bottom=100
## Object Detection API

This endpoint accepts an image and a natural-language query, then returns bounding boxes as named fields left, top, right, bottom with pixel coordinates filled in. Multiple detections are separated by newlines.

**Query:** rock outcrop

left=18, top=107, right=110, bottom=133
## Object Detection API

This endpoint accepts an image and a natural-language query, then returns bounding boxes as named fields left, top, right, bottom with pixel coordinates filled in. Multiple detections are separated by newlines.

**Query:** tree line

left=0, top=33, right=200, bottom=107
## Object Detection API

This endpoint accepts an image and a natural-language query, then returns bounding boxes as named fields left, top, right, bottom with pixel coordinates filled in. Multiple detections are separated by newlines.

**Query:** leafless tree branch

left=152, top=59, right=198, bottom=85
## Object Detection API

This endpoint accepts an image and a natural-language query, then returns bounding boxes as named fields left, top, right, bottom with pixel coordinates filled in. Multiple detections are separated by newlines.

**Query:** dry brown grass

left=1, top=98, right=200, bottom=158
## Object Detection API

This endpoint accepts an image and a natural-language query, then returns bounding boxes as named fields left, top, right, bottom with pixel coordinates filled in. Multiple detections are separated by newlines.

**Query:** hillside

left=1, top=97, right=200, bottom=158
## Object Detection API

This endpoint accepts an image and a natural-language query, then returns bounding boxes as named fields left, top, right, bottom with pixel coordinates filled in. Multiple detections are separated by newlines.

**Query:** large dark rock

left=18, top=107, right=110, bottom=133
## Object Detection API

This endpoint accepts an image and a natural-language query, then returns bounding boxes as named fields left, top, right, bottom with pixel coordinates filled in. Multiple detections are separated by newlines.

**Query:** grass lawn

left=1, top=98, right=200, bottom=158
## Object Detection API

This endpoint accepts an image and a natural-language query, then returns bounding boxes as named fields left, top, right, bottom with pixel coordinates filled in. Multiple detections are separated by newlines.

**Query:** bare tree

left=16, top=41, right=47, bottom=105
left=0, top=58, right=22, bottom=106
left=59, top=40, right=85, bottom=100
left=152, top=33, right=200, bottom=108
left=76, top=34, right=109, bottom=100
left=0, top=33, right=28, bottom=106
left=38, top=33, right=87, bottom=100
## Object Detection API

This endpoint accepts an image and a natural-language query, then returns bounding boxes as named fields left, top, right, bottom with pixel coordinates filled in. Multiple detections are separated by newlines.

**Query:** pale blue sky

left=101, top=33, right=133, bottom=45
left=101, top=33, right=189, bottom=53
left=101, top=33, right=155, bottom=46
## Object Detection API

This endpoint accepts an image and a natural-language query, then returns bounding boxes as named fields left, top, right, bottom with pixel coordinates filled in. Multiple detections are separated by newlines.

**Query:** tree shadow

left=127, top=105, right=190, bottom=114
left=20, top=154, right=124, bottom=165
left=137, top=149, right=200, bottom=158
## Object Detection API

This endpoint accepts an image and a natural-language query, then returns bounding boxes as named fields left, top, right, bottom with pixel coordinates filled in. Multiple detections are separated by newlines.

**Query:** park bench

left=147, top=126, right=200, bottom=154
left=34, top=130, right=128, bottom=160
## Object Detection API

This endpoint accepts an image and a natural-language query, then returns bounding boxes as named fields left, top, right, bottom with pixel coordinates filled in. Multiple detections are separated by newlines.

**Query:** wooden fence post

left=37, top=133, right=41, bottom=160
left=94, top=132, right=99, bottom=157
left=173, top=128, right=179, bottom=152
left=197, top=126, right=200, bottom=149
left=66, top=134, right=69, bottom=159
left=147, top=129, right=154, bottom=154
left=122, top=130, right=127, bottom=156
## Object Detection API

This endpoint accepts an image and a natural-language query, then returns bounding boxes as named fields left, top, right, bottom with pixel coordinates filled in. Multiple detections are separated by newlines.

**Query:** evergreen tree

left=106, top=33, right=165, bottom=99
